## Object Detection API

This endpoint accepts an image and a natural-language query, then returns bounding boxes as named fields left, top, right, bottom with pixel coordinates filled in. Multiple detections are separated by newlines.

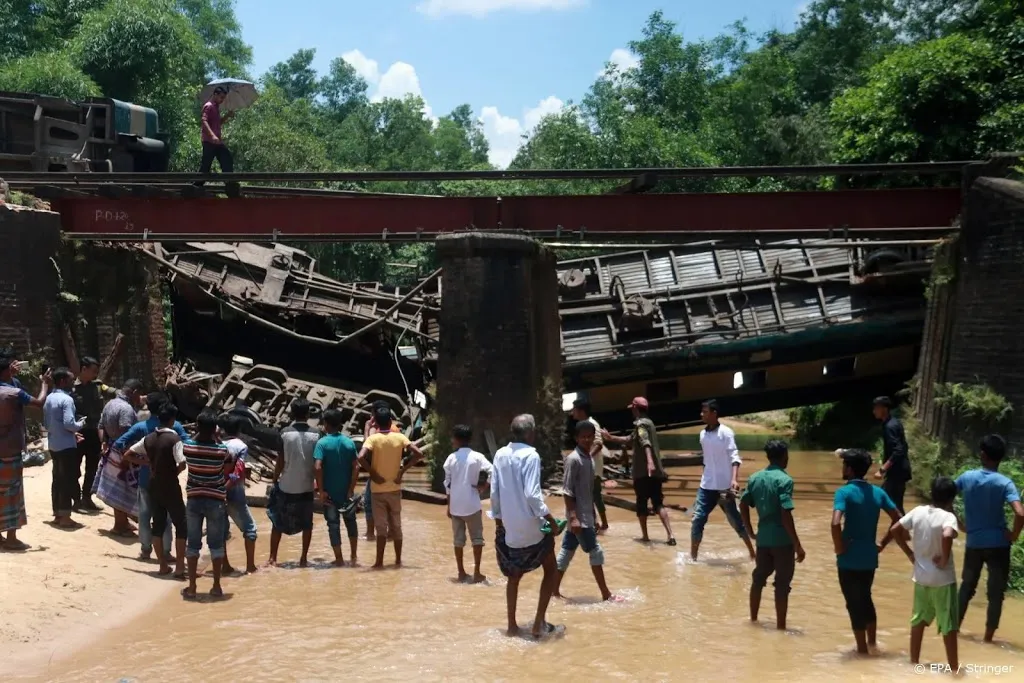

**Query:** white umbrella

left=198, top=78, right=259, bottom=112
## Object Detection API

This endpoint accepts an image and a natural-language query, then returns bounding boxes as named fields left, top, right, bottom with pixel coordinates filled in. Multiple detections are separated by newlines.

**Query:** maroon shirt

left=201, top=101, right=222, bottom=143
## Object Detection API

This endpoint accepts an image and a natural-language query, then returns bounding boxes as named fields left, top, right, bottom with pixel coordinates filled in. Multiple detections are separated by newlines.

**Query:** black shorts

left=838, top=568, right=877, bottom=631
left=149, top=483, right=187, bottom=540
left=634, top=476, right=664, bottom=516
left=752, top=545, right=796, bottom=595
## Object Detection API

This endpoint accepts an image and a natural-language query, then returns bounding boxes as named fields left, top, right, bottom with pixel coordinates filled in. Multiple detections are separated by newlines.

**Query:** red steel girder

left=56, top=195, right=496, bottom=239
left=53, top=187, right=961, bottom=240
left=498, top=188, right=962, bottom=234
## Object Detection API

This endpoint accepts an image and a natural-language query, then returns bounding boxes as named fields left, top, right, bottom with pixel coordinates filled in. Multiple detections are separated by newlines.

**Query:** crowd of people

left=3, top=348, right=1024, bottom=657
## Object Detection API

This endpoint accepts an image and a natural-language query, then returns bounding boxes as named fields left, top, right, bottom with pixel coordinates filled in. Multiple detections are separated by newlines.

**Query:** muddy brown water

left=18, top=451, right=1024, bottom=682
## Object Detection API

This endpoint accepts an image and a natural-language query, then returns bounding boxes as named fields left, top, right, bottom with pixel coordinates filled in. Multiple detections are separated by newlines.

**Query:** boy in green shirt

left=740, top=439, right=805, bottom=630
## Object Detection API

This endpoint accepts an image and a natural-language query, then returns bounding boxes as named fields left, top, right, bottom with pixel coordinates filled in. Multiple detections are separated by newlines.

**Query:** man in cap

left=872, top=396, right=911, bottom=515
left=602, top=397, right=675, bottom=545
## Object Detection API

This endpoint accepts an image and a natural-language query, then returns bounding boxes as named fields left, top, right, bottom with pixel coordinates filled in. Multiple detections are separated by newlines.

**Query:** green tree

left=319, top=56, right=369, bottom=122
left=72, top=0, right=204, bottom=103
left=830, top=34, right=1000, bottom=163
left=0, top=0, right=44, bottom=60
left=789, top=0, right=899, bottom=107
left=264, top=48, right=321, bottom=102
left=176, top=0, right=253, bottom=78
left=0, top=52, right=101, bottom=100
left=432, top=104, right=490, bottom=169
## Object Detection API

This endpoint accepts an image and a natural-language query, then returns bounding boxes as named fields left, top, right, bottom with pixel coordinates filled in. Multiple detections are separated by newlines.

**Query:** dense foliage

left=2, top=0, right=1023, bottom=281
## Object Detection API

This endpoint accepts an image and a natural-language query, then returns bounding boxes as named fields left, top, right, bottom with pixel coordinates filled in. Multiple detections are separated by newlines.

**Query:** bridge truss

left=2, top=162, right=971, bottom=241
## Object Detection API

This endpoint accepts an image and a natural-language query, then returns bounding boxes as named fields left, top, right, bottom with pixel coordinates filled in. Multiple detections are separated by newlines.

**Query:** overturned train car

left=0, top=91, right=169, bottom=173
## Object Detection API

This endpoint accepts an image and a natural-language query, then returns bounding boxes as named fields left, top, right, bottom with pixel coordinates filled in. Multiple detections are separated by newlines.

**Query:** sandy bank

left=0, top=459, right=191, bottom=676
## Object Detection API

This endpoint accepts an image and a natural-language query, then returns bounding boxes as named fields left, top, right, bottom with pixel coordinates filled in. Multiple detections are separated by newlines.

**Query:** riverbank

left=0, top=460, right=205, bottom=676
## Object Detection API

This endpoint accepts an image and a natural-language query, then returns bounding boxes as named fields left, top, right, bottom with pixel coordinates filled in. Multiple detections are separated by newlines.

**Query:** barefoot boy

left=888, top=476, right=960, bottom=672
left=181, top=409, right=233, bottom=599
left=442, top=424, right=492, bottom=583
left=552, top=421, right=616, bottom=602
left=314, top=409, right=360, bottom=566
left=740, top=439, right=805, bottom=630
left=832, top=449, right=912, bottom=653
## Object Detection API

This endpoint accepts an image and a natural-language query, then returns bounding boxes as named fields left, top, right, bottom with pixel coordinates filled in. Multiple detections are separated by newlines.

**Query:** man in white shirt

left=443, top=423, right=493, bottom=583
left=491, top=414, right=564, bottom=639
left=691, top=399, right=756, bottom=561
left=887, top=476, right=960, bottom=672
left=269, top=399, right=319, bottom=567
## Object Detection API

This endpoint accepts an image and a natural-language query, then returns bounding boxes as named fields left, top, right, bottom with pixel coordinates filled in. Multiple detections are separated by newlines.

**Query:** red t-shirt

left=201, top=101, right=222, bottom=143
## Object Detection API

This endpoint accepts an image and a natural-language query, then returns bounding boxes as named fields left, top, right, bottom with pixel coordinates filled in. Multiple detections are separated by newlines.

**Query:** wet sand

left=0, top=460, right=201, bottom=675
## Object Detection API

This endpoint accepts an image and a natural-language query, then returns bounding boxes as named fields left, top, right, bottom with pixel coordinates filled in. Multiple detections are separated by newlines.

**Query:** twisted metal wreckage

left=142, top=235, right=933, bottom=477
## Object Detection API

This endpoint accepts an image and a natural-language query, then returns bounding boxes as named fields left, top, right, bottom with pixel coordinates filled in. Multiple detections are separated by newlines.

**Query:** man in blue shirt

left=43, top=367, right=85, bottom=528
left=113, top=392, right=189, bottom=559
left=956, top=434, right=1024, bottom=642
left=832, top=449, right=912, bottom=654
left=314, top=409, right=360, bottom=567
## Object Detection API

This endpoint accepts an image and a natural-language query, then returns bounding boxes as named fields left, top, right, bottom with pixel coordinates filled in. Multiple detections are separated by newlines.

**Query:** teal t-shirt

left=833, top=479, right=896, bottom=571
left=313, top=433, right=358, bottom=505
left=740, top=464, right=795, bottom=548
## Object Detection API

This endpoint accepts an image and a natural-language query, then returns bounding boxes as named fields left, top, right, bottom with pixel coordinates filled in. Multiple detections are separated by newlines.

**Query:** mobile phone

left=41, top=364, right=50, bottom=374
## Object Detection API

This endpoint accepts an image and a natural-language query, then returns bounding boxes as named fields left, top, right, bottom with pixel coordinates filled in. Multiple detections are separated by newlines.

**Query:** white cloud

left=341, top=49, right=562, bottom=164
left=480, top=96, right=564, bottom=168
left=341, top=49, right=380, bottom=85
left=417, top=0, right=586, bottom=19
left=599, top=48, right=640, bottom=77
left=343, top=51, right=434, bottom=122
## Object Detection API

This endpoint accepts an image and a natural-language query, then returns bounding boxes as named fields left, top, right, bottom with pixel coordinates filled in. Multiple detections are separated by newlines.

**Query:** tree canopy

left=2, top=0, right=1021, bottom=281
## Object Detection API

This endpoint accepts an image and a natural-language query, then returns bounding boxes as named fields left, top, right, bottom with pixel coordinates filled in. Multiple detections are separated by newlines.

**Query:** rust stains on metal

left=137, top=241, right=438, bottom=351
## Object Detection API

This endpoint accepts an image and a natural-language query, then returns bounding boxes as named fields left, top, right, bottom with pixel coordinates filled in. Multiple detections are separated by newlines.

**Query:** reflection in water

left=21, top=452, right=1024, bottom=682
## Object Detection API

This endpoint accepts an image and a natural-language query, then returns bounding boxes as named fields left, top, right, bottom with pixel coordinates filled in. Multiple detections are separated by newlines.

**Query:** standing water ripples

left=16, top=451, right=1024, bottom=682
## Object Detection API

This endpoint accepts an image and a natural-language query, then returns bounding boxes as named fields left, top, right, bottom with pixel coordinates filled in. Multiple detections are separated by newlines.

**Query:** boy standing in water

left=552, top=421, right=617, bottom=602
left=357, top=406, right=424, bottom=569
left=221, top=416, right=259, bottom=574
left=832, top=449, right=912, bottom=654
left=443, top=424, right=492, bottom=583
left=314, top=409, right=360, bottom=566
left=888, top=476, right=960, bottom=672
left=740, top=439, right=805, bottom=630
left=956, top=434, right=1024, bottom=643
left=182, top=410, right=233, bottom=599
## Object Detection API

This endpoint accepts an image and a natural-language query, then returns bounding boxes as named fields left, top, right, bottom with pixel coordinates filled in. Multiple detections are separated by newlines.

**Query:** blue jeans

left=138, top=486, right=172, bottom=554
left=556, top=526, right=604, bottom=570
left=690, top=487, right=749, bottom=543
left=186, top=498, right=227, bottom=560
left=226, top=499, right=258, bottom=542
left=323, top=502, right=358, bottom=547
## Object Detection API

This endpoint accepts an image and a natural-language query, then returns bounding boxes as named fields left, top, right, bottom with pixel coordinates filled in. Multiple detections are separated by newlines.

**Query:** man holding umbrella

left=198, top=86, right=234, bottom=181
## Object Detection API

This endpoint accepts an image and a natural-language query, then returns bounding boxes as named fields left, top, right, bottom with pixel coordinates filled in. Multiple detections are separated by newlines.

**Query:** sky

left=235, top=0, right=807, bottom=167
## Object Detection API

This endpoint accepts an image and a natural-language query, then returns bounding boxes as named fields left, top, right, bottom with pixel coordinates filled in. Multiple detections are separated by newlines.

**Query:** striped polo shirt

left=182, top=438, right=231, bottom=500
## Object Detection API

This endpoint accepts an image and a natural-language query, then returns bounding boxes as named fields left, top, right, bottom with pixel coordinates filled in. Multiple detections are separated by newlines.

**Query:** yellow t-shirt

left=365, top=431, right=410, bottom=493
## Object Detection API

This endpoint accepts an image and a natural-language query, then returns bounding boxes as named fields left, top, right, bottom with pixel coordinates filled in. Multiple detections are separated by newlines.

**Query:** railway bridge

left=4, top=160, right=1019, bottom=452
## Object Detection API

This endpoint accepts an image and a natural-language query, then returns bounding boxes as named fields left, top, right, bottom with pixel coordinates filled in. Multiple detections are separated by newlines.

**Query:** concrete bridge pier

left=434, top=232, right=563, bottom=484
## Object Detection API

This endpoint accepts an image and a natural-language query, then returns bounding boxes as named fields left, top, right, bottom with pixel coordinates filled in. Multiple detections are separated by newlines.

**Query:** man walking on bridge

left=197, top=86, right=234, bottom=184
